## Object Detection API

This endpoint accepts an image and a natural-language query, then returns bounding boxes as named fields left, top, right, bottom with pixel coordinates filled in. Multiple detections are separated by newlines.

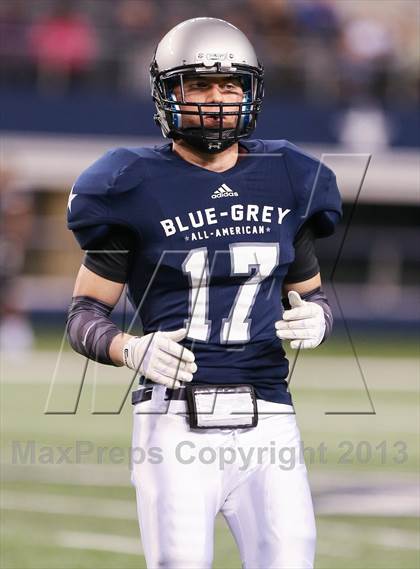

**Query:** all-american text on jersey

left=160, top=204, right=291, bottom=238
left=68, top=138, right=341, bottom=405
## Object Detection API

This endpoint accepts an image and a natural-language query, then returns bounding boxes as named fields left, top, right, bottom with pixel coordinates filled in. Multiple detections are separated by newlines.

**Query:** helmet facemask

left=151, top=62, right=264, bottom=153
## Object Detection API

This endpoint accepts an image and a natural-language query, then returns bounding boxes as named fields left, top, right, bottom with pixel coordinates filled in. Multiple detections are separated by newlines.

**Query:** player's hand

left=122, top=328, right=197, bottom=388
left=275, top=291, right=325, bottom=349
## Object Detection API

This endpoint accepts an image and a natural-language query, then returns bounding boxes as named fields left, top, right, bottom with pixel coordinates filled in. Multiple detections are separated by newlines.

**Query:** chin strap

left=175, top=128, right=238, bottom=154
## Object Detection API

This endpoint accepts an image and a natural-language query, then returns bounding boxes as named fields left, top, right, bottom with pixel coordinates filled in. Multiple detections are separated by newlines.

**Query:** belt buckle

left=185, top=384, right=258, bottom=429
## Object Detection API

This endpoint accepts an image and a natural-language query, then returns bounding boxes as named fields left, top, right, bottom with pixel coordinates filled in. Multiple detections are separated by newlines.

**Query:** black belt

left=131, top=384, right=187, bottom=405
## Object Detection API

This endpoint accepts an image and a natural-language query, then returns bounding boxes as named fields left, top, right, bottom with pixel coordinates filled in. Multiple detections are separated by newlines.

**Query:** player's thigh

left=134, top=479, right=216, bottom=568
left=222, top=414, right=316, bottom=568
left=131, top=404, right=220, bottom=567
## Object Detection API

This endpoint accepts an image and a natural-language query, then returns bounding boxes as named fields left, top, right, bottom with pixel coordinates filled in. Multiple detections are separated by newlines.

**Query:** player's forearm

left=67, top=295, right=130, bottom=366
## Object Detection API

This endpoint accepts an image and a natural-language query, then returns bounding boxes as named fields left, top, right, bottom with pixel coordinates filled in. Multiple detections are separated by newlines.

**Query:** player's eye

left=188, top=81, right=209, bottom=89
left=221, top=81, right=242, bottom=92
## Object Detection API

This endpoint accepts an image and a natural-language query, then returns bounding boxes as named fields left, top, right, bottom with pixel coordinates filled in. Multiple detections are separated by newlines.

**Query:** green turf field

left=1, top=337, right=419, bottom=568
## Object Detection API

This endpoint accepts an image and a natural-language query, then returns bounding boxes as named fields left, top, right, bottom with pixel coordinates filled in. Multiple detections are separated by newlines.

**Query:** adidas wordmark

left=211, top=184, right=239, bottom=199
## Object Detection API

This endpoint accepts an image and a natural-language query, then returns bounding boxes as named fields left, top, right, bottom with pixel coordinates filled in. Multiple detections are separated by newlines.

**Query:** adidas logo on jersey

left=211, top=184, right=239, bottom=199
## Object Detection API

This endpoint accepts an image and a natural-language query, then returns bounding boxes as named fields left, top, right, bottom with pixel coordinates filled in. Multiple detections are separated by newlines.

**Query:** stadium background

left=1, top=1, right=418, bottom=568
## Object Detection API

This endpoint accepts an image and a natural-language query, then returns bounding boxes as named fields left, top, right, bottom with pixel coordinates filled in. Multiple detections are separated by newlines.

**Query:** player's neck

left=172, top=140, right=245, bottom=173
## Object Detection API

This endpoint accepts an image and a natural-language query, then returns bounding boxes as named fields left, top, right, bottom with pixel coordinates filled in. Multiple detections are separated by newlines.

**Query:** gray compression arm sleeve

left=67, top=295, right=122, bottom=365
left=282, top=286, right=333, bottom=343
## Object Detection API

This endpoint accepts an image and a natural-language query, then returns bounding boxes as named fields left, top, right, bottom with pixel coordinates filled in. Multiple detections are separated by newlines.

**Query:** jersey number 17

left=182, top=242, right=279, bottom=344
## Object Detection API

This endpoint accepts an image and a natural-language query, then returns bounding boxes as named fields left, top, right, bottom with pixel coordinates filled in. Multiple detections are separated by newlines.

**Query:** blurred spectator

left=111, top=0, right=158, bottom=93
left=293, top=0, right=339, bottom=40
left=335, top=13, right=396, bottom=150
left=27, top=1, right=98, bottom=93
left=0, top=173, right=34, bottom=355
left=247, top=0, right=302, bottom=95
left=0, top=1, right=33, bottom=87
left=338, top=16, right=395, bottom=104
left=0, top=0, right=417, bottom=106
left=291, top=0, right=340, bottom=101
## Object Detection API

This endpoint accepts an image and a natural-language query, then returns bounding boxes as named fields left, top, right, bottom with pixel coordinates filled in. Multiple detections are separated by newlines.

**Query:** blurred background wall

left=0, top=0, right=419, bottom=352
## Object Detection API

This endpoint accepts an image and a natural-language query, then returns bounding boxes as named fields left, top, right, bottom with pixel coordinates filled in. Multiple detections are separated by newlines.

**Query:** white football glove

left=123, top=328, right=197, bottom=388
left=275, top=290, right=325, bottom=349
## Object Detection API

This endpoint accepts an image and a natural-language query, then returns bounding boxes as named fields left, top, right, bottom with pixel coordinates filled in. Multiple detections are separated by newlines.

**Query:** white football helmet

left=150, top=17, right=264, bottom=153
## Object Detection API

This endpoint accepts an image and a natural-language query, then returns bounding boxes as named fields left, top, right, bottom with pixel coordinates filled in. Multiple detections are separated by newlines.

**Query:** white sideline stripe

left=320, top=521, right=420, bottom=550
left=2, top=484, right=419, bottom=521
left=316, top=542, right=356, bottom=559
left=2, top=354, right=417, bottom=391
left=1, top=491, right=137, bottom=520
left=4, top=500, right=418, bottom=557
left=315, top=493, right=419, bottom=518
left=57, top=531, right=142, bottom=556
left=1, top=463, right=130, bottom=486
left=2, top=462, right=419, bottom=492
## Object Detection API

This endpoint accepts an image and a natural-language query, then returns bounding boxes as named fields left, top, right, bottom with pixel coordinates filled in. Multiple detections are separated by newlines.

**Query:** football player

left=67, top=17, right=342, bottom=569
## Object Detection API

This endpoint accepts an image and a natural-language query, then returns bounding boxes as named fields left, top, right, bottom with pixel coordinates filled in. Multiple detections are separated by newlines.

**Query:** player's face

left=172, top=75, right=244, bottom=129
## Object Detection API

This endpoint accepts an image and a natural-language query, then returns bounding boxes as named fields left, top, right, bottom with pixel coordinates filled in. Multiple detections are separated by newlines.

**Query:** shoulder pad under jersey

left=261, top=139, right=342, bottom=237
left=67, top=147, right=146, bottom=249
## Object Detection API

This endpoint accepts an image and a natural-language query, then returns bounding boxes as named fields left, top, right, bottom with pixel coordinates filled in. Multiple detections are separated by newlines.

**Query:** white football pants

left=130, top=386, right=316, bottom=568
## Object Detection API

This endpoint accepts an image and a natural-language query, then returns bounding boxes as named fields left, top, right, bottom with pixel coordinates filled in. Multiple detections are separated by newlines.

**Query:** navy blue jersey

left=68, top=139, right=342, bottom=404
